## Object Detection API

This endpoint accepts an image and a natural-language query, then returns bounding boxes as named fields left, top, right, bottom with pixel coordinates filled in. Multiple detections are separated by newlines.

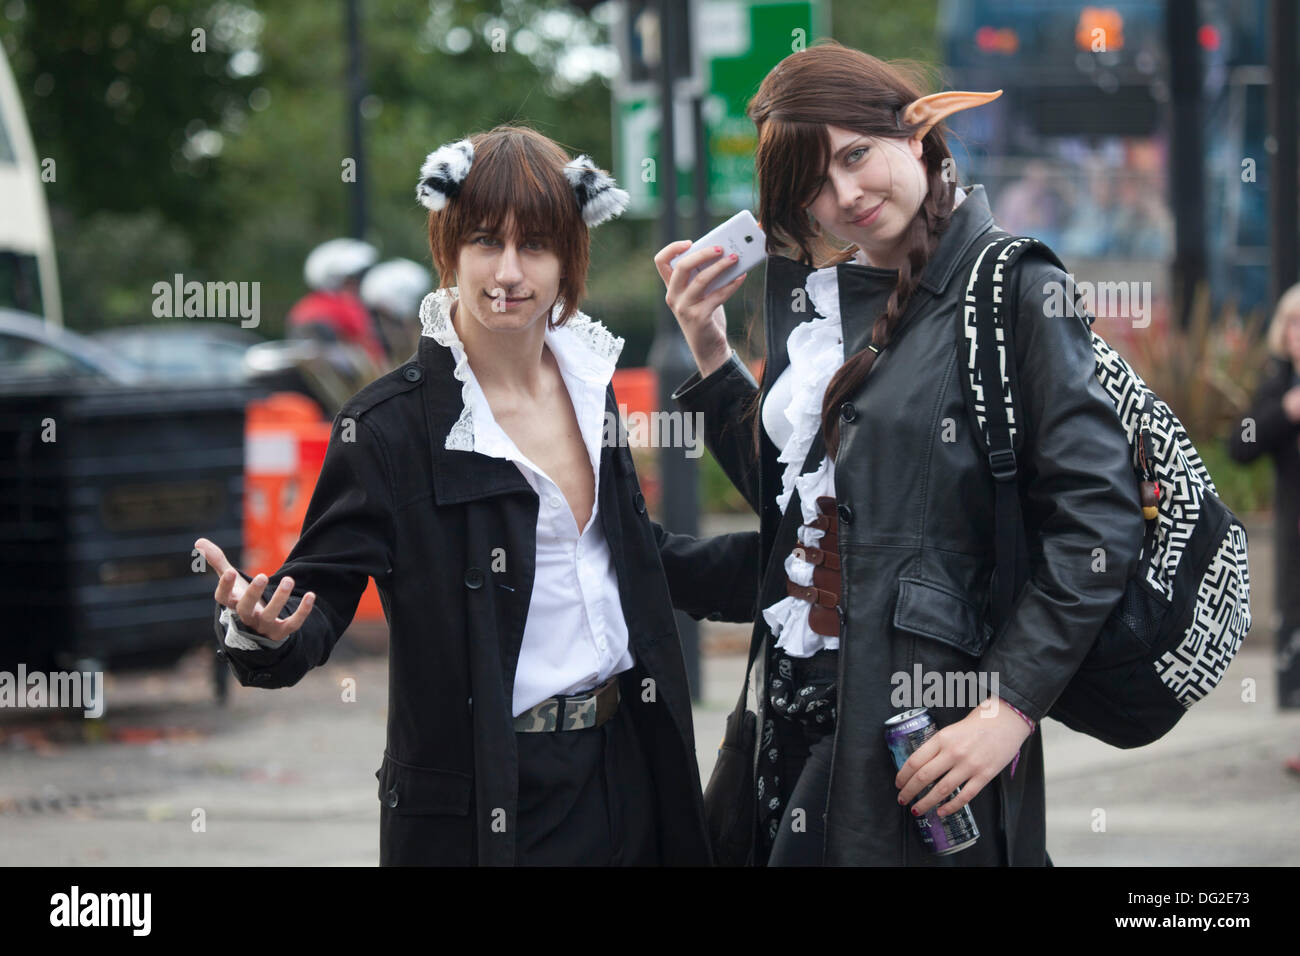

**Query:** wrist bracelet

left=1003, top=699, right=1036, bottom=731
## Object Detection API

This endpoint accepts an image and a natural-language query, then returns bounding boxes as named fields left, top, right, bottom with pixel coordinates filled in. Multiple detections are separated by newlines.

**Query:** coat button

left=215, top=649, right=228, bottom=662
left=464, top=567, right=484, bottom=589
left=633, top=492, right=646, bottom=514
left=403, top=365, right=422, bottom=382
left=839, top=402, right=857, bottom=423
left=385, top=788, right=399, bottom=808
left=837, top=502, right=854, bottom=525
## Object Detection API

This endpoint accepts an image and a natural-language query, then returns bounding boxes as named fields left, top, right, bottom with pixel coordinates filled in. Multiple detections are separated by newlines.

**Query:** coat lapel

left=417, top=335, right=535, bottom=506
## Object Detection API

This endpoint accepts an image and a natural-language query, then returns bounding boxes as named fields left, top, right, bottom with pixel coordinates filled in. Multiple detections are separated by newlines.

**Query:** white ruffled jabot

left=418, top=287, right=624, bottom=452
left=761, top=264, right=846, bottom=657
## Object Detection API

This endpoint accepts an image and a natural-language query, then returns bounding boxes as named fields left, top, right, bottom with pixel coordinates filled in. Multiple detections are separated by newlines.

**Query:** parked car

left=90, top=322, right=262, bottom=385
left=0, top=308, right=143, bottom=385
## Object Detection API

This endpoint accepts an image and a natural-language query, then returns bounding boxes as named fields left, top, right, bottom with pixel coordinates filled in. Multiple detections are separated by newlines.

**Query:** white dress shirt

left=443, top=295, right=635, bottom=717
left=221, top=287, right=635, bottom=718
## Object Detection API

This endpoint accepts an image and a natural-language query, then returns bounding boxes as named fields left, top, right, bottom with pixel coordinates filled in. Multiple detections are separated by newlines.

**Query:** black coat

left=1229, top=356, right=1300, bottom=642
left=672, top=185, right=1145, bottom=865
left=215, top=331, right=760, bottom=865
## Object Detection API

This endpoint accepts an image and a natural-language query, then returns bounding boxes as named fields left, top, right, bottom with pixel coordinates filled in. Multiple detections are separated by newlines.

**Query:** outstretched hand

left=194, top=537, right=314, bottom=642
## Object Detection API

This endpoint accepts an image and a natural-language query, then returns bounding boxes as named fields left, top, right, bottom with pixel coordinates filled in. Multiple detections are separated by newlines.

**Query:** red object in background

left=287, top=289, right=387, bottom=364
left=243, top=392, right=385, bottom=622
left=611, top=367, right=657, bottom=419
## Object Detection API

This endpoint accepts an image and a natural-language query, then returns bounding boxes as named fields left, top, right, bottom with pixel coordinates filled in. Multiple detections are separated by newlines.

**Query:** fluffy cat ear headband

left=415, top=139, right=630, bottom=227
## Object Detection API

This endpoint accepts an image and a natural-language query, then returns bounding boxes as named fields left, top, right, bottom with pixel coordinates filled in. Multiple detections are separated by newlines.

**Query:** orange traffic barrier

left=243, top=392, right=385, bottom=623
left=611, top=367, right=657, bottom=419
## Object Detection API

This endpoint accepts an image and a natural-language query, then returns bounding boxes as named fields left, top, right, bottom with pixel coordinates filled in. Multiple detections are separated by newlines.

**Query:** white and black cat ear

left=563, top=155, right=630, bottom=227
left=416, top=139, right=475, bottom=211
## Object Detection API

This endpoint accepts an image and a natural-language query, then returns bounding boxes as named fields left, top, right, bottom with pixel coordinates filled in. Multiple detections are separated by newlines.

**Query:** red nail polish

left=714, top=246, right=723, bottom=253
left=910, top=807, right=919, bottom=817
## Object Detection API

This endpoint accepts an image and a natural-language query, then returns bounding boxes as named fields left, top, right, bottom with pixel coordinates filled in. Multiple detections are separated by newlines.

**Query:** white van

left=0, top=41, right=61, bottom=326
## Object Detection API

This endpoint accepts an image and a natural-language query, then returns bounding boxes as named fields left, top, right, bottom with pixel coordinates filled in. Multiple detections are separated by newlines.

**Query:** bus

left=939, top=0, right=1272, bottom=320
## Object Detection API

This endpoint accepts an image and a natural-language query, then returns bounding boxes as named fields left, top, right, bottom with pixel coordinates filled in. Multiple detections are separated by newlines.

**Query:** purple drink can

left=884, top=708, right=979, bottom=856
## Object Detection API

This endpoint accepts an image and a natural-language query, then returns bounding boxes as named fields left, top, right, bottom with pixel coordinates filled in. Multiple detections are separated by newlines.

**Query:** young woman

left=196, top=124, right=758, bottom=866
left=656, top=42, right=1145, bottom=865
left=1228, top=282, right=1300, bottom=770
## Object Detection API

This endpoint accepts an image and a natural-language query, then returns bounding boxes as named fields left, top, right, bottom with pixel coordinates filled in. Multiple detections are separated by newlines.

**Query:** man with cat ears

left=194, top=126, right=760, bottom=866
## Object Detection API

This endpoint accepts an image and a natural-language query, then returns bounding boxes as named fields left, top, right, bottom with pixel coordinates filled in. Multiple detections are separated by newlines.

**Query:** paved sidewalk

left=1, top=514, right=1292, bottom=866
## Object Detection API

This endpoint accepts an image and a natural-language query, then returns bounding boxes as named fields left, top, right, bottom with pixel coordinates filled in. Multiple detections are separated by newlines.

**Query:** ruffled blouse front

left=759, top=262, right=850, bottom=658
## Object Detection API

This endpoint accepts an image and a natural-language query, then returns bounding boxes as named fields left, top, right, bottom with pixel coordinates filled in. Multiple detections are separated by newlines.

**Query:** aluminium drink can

left=884, top=708, right=980, bottom=856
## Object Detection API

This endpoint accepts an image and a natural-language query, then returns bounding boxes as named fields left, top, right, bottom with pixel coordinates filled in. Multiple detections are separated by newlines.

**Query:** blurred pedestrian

left=287, top=237, right=386, bottom=364
left=1228, top=282, right=1300, bottom=772
left=359, top=257, right=431, bottom=367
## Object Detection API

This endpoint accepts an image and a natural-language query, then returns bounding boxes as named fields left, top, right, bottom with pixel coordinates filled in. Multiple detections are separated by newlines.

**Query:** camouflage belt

left=513, top=676, right=621, bottom=733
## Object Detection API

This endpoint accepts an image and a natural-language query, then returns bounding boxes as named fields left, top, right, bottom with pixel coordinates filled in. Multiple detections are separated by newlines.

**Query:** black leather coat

left=215, top=331, right=760, bottom=865
left=672, top=185, right=1145, bottom=865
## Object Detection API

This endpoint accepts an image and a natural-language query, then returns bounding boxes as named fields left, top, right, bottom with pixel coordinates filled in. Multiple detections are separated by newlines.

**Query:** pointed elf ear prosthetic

left=900, top=89, right=1002, bottom=141
left=414, top=139, right=629, bottom=227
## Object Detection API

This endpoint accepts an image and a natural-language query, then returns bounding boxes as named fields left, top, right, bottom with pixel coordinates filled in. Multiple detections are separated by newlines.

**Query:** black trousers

left=514, top=698, right=659, bottom=866
left=768, top=723, right=835, bottom=866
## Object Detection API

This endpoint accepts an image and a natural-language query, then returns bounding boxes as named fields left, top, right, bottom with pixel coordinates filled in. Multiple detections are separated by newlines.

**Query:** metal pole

left=648, top=0, right=701, bottom=700
left=344, top=0, right=368, bottom=239
left=692, top=94, right=710, bottom=234
left=1164, top=0, right=1207, bottom=329
left=1269, top=0, right=1298, bottom=303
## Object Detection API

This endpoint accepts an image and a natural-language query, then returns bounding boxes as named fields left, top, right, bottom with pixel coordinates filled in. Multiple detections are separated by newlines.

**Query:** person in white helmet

left=287, top=237, right=386, bottom=364
left=359, top=258, right=432, bottom=366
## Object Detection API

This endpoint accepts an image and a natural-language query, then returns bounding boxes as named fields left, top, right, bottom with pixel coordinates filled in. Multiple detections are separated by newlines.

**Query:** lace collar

left=417, top=287, right=625, bottom=452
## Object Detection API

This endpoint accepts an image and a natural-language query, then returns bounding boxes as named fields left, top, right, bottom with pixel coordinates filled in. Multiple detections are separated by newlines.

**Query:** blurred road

left=1, top=515, right=1296, bottom=866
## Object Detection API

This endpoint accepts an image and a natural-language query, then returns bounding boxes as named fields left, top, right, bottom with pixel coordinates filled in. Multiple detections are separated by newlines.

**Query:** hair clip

left=563, top=155, right=631, bottom=227
left=416, top=139, right=475, bottom=212
left=415, top=139, right=629, bottom=227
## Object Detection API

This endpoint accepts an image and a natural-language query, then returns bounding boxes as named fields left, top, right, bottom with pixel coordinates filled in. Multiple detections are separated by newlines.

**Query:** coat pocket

left=893, top=577, right=991, bottom=659
left=375, top=753, right=472, bottom=816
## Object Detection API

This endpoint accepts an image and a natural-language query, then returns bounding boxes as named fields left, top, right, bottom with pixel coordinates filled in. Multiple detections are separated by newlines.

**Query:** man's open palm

left=195, top=537, right=315, bottom=642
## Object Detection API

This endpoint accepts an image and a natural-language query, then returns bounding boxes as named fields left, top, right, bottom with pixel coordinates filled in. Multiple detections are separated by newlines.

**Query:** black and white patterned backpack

left=959, top=234, right=1252, bottom=749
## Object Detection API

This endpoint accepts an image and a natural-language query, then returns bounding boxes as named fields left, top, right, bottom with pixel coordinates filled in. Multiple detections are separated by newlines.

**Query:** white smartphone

left=669, top=210, right=767, bottom=296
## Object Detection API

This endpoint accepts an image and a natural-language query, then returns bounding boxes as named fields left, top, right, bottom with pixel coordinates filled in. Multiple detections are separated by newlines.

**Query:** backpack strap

left=957, top=234, right=1069, bottom=630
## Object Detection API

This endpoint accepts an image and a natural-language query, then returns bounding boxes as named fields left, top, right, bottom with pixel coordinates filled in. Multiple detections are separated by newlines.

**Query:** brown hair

left=426, top=125, right=589, bottom=327
left=746, top=41, right=960, bottom=457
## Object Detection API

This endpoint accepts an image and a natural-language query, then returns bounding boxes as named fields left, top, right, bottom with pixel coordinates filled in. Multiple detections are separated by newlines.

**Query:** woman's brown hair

left=746, top=41, right=960, bottom=457
left=426, top=125, right=590, bottom=328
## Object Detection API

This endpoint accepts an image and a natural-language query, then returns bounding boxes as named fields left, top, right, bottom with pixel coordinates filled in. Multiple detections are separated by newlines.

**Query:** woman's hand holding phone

left=653, top=240, right=744, bottom=378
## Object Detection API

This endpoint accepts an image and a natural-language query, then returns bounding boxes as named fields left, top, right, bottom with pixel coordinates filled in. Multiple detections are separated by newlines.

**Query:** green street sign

left=613, top=0, right=829, bottom=217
